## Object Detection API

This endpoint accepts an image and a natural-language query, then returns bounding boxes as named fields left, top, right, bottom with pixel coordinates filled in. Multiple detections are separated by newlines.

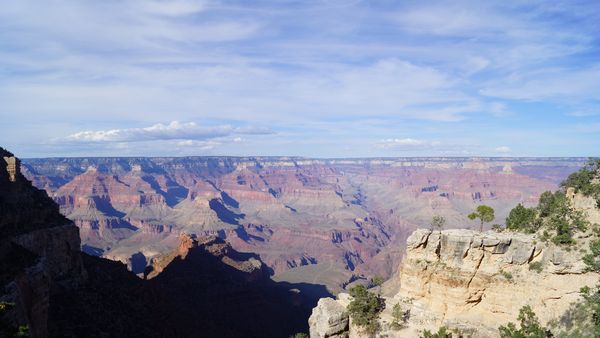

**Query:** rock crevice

left=392, top=228, right=598, bottom=336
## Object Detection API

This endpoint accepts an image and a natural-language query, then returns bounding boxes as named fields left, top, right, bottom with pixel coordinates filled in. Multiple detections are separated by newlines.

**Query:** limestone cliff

left=391, top=228, right=597, bottom=336
left=310, top=227, right=599, bottom=337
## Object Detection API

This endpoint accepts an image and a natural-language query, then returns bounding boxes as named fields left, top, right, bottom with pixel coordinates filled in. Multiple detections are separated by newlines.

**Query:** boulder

left=309, top=297, right=349, bottom=338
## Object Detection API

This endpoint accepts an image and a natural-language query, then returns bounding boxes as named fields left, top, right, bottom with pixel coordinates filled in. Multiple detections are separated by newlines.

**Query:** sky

left=1, top=0, right=600, bottom=158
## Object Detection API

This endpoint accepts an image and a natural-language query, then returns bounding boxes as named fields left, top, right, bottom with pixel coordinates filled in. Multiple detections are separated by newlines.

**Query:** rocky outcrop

left=146, top=233, right=267, bottom=280
left=392, top=229, right=598, bottom=336
left=309, top=297, right=350, bottom=338
left=3, top=155, right=19, bottom=182
left=310, top=227, right=599, bottom=337
left=0, top=147, right=85, bottom=338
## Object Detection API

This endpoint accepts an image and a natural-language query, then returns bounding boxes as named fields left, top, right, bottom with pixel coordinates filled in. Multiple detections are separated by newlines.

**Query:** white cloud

left=377, top=138, right=442, bottom=149
left=495, top=146, right=512, bottom=154
left=567, top=109, right=600, bottom=117
left=480, top=65, right=600, bottom=101
left=63, top=121, right=272, bottom=143
left=488, top=102, right=511, bottom=117
left=141, top=0, right=206, bottom=17
left=176, top=139, right=221, bottom=150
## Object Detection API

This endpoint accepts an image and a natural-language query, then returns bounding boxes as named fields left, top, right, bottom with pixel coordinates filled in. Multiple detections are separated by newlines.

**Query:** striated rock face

left=21, top=156, right=583, bottom=291
left=309, top=297, right=350, bottom=338
left=389, top=228, right=598, bottom=336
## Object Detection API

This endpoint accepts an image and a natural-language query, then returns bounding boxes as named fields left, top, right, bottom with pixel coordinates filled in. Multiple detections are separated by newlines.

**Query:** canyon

left=22, top=156, right=585, bottom=291
left=3, top=148, right=597, bottom=337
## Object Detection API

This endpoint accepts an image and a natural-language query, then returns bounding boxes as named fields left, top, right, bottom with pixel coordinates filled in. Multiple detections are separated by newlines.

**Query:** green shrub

left=536, top=191, right=588, bottom=245
left=538, top=191, right=567, bottom=218
left=549, top=283, right=600, bottom=336
left=492, top=224, right=504, bottom=232
left=505, top=160, right=598, bottom=246
left=498, top=305, right=551, bottom=337
left=347, top=284, right=385, bottom=336
left=561, top=158, right=600, bottom=207
left=583, top=240, right=600, bottom=272
left=506, top=204, right=538, bottom=233
left=370, top=276, right=385, bottom=289
left=289, top=333, right=308, bottom=338
left=422, top=326, right=453, bottom=338
left=580, top=284, right=600, bottom=336
left=0, top=302, right=28, bottom=337
left=528, top=261, right=543, bottom=273
left=390, top=303, right=410, bottom=330
left=431, top=215, right=446, bottom=233
left=552, top=232, right=575, bottom=246
left=499, top=269, right=513, bottom=281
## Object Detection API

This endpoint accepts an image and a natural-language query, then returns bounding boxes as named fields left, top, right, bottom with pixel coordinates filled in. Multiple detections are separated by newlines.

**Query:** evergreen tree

left=468, top=205, right=495, bottom=232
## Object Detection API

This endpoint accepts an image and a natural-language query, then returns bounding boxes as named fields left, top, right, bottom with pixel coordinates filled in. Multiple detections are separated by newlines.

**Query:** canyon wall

left=21, top=156, right=584, bottom=291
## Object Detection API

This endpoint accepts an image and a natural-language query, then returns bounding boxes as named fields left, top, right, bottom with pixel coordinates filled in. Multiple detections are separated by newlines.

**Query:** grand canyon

left=3, top=150, right=599, bottom=337
left=3, top=1, right=600, bottom=337
left=21, top=156, right=585, bottom=292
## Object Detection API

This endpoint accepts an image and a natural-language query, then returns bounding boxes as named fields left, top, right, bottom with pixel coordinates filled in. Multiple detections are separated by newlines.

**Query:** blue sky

left=1, top=0, right=599, bottom=157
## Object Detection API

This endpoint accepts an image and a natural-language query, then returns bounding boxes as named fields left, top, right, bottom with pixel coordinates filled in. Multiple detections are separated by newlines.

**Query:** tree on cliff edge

left=431, top=215, right=446, bottom=234
left=468, top=205, right=495, bottom=232
left=347, top=284, right=385, bottom=337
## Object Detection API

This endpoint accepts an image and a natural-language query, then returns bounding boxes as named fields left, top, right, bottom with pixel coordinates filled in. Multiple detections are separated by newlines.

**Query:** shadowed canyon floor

left=22, top=157, right=585, bottom=291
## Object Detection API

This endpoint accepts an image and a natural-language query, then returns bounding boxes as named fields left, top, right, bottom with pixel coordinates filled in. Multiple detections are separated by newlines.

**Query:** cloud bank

left=63, top=121, right=272, bottom=143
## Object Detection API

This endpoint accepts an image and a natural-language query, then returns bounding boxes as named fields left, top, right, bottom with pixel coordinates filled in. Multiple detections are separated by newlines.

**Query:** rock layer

left=21, top=156, right=582, bottom=290
left=393, top=229, right=597, bottom=336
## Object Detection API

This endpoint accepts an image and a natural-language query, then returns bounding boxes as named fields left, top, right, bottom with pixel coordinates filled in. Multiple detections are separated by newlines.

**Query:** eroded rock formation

left=309, top=297, right=350, bottom=338
left=21, top=156, right=583, bottom=291
left=391, top=229, right=598, bottom=336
